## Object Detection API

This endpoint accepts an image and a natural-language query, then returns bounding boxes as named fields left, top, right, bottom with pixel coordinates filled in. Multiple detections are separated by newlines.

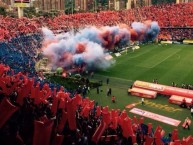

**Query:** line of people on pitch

left=172, top=82, right=193, bottom=90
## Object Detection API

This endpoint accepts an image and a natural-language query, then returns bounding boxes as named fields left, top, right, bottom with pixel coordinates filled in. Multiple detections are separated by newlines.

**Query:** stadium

left=0, top=0, right=193, bottom=145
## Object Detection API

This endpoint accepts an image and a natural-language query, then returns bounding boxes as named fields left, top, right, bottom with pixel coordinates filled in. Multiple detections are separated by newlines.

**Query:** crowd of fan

left=135, top=3, right=193, bottom=27
left=1, top=63, right=192, bottom=145
left=1, top=3, right=193, bottom=41
left=0, top=33, right=42, bottom=75
left=159, top=28, right=193, bottom=41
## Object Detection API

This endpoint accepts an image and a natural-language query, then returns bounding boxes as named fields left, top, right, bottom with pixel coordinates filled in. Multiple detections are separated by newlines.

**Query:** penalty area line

left=94, top=74, right=133, bottom=82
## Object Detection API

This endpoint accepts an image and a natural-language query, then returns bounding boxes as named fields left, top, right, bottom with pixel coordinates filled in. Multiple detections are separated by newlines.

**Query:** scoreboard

left=14, top=0, right=30, bottom=3
left=14, top=0, right=30, bottom=7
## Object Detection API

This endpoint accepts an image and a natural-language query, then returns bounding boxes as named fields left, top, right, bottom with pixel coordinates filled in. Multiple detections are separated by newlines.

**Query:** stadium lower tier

left=0, top=63, right=193, bottom=145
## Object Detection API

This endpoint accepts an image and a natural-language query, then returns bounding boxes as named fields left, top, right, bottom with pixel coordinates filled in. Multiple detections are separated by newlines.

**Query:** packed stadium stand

left=0, top=3, right=193, bottom=41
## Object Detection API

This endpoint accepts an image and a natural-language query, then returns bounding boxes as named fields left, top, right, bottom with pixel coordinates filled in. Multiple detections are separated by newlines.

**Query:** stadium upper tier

left=0, top=3, right=193, bottom=41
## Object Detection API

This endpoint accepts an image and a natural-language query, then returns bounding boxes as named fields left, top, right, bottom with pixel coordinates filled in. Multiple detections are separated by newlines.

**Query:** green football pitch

left=88, top=44, right=193, bottom=139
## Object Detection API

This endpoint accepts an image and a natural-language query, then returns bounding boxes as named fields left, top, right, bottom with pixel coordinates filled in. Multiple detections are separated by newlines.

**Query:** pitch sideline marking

left=137, top=49, right=181, bottom=69
left=125, top=46, right=157, bottom=59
